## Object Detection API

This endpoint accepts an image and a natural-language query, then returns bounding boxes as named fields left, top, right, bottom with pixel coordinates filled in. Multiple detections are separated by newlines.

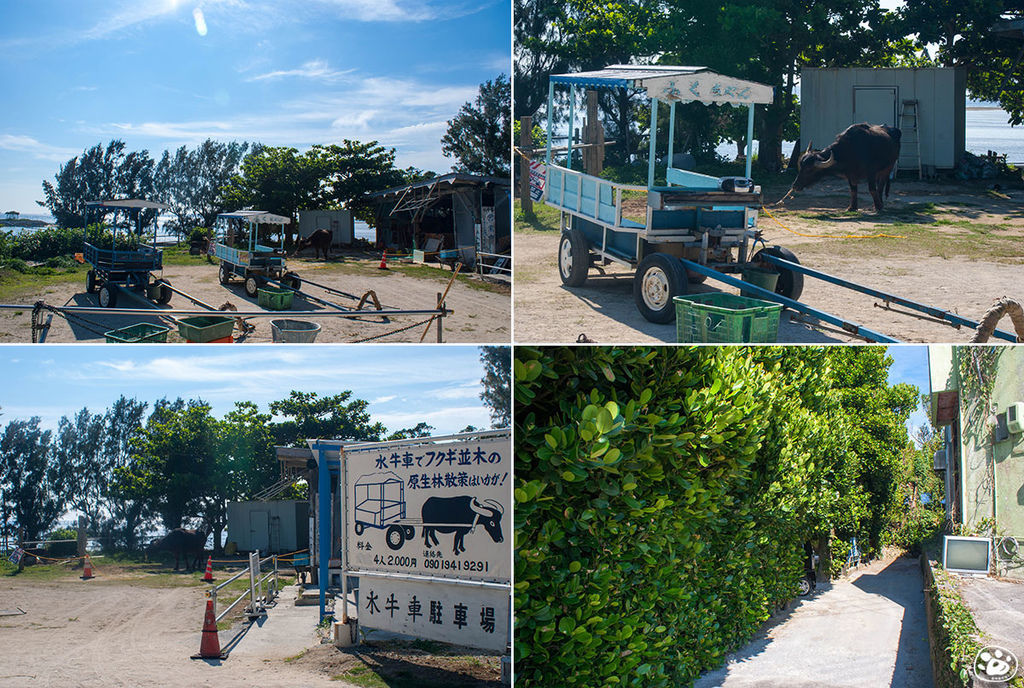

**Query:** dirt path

left=0, top=257, right=509, bottom=344
left=0, top=574, right=338, bottom=687
left=0, top=570, right=502, bottom=687
left=515, top=180, right=1024, bottom=344
left=693, top=557, right=934, bottom=688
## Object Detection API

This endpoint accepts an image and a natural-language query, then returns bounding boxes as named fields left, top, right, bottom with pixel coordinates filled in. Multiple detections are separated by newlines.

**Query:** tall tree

left=514, top=0, right=569, bottom=118
left=53, top=408, right=106, bottom=530
left=480, top=346, right=511, bottom=428
left=154, top=139, right=256, bottom=232
left=102, top=396, right=150, bottom=549
left=39, top=140, right=156, bottom=227
left=441, top=75, right=512, bottom=176
left=270, top=390, right=386, bottom=446
left=0, top=418, right=64, bottom=542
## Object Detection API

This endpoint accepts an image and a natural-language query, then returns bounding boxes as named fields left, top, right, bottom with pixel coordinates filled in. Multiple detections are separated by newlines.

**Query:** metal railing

left=208, top=551, right=279, bottom=624
left=475, top=251, right=511, bottom=276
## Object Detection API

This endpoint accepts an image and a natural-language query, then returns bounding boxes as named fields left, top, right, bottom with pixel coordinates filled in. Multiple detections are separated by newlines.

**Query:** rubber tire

left=219, top=263, right=231, bottom=285
left=155, top=281, right=172, bottom=305
left=98, top=283, right=118, bottom=308
left=752, top=246, right=804, bottom=302
left=284, top=272, right=301, bottom=290
left=354, top=523, right=364, bottom=536
left=385, top=525, right=405, bottom=551
left=404, top=526, right=415, bottom=540
left=86, top=270, right=97, bottom=293
left=558, top=227, right=590, bottom=287
left=245, top=275, right=261, bottom=298
left=798, top=576, right=812, bottom=596
left=633, top=253, right=688, bottom=324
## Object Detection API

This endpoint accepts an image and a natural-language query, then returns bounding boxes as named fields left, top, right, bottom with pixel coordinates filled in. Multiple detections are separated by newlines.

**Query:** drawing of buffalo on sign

left=421, top=496, right=504, bottom=556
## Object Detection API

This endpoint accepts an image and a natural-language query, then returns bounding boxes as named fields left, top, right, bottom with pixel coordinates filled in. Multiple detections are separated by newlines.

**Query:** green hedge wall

left=514, top=347, right=851, bottom=687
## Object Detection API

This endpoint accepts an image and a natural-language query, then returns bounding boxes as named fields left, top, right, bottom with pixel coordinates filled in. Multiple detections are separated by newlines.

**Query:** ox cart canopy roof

left=86, top=199, right=170, bottom=211
left=217, top=210, right=291, bottom=224
left=550, top=64, right=774, bottom=105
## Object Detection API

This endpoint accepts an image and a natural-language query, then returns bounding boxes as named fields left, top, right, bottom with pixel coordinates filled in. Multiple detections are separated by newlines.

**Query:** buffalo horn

left=469, top=497, right=490, bottom=515
left=818, top=150, right=836, bottom=169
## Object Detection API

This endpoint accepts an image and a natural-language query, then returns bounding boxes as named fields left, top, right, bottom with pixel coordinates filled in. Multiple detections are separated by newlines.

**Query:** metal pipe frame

left=759, top=253, right=1018, bottom=343
left=676, top=258, right=900, bottom=343
left=0, top=304, right=447, bottom=318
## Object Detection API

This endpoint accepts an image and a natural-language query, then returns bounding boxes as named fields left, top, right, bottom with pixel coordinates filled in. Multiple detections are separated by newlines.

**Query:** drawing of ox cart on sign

left=345, top=434, right=510, bottom=583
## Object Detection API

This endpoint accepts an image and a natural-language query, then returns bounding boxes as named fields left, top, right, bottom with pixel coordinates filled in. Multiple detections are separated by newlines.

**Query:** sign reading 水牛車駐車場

left=358, top=577, right=510, bottom=652
left=344, top=436, right=510, bottom=584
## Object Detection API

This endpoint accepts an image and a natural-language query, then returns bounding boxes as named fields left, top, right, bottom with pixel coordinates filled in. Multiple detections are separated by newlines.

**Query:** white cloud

left=373, top=395, right=397, bottom=404
left=0, top=135, right=78, bottom=162
left=312, top=0, right=495, bottom=23
left=249, top=59, right=355, bottom=83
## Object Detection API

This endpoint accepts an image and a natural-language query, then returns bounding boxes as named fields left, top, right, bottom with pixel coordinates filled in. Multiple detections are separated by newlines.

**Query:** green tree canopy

left=441, top=74, right=512, bottom=176
left=0, top=417, right=64, bottom=542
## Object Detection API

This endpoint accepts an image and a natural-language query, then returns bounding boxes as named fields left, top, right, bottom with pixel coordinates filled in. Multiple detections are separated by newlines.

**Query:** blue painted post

left=545, top=80, right=554, bottom=165
left=647, top=98, right=659, bottom=188
left=317, top=444, right=330, bottom=621
left=566, top=85, right=575, bottom=170
left=667, top=101, right=676, bottom=183
left=745, top=105, right=754, bottom=179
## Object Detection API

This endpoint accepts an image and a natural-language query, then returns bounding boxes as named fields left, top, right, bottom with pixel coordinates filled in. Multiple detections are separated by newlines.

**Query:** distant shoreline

left=0, top=218, right=50, bottom=228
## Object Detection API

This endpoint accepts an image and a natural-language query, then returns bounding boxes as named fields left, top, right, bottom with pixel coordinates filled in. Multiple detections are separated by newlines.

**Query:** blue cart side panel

left=546, top=167, right=620, bottom=225
left=649, top=208, right=746, bottom=231
left=571, top=216, right=638, bottom=262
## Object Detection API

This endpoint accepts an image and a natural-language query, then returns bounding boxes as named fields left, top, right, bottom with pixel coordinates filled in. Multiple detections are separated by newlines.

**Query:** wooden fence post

left=519, top=115, right=533, bottom=214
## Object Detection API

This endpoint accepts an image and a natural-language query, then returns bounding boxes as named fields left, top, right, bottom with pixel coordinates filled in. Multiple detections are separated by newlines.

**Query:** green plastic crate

left=177, top=316, right=235, bottom=343
left=258, top=286, right=294, bottom=310
left=674, top=293, right=782, bottom=344
left=104, top=322, right=170, bottom=343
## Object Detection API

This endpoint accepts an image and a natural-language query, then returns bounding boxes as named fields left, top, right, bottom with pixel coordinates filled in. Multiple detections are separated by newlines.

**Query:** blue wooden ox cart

left=543, top=65, right=805, bottom=323
left=212, top=211, right=300, bottom=297
left=83, top=199, right=171, bottom=308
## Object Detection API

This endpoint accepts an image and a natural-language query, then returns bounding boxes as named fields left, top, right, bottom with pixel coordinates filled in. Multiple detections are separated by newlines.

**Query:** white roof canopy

left=217, top=210, right=291, bottom=224
left=86, top=199, right=170, bottom=210
left=551, top=65, right=774, bottom=105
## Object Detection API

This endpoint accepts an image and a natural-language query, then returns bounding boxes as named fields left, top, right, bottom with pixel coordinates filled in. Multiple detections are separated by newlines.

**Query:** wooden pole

left=519, top=116, right=533, bottom=214
left=77, top=515, right=87, bottom=568
left=584, top=90, right=604, bottom=176
left=419, top=263, right=461, bottom=342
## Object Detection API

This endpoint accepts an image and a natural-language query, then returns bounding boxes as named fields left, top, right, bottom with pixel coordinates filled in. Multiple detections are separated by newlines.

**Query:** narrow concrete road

left=694, top=556, right=934, bottom=688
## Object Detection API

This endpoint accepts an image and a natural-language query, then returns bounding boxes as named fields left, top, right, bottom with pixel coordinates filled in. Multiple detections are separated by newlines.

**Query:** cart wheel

left=752, top=246, right=804, bottom=302
left=284, top=272, right=301, bottom=290
left=798, top=576, right=812, bottom=596
left=245, top=275, right=262, bottom=297
left=404, top=526, right=415, bottom=540
left=86, top=270, right=98, bottom=293
left=354, top=523, right=364, bottom=536
left=558, top=227, right=590, bottom=287
left=155, top=281, right=172, bottom=305
left=633, top=253, right=688, bottom=324
left=219, top=263, right=231, bottom=285
left=98, top=284, right=118, bottom=308
left=385, top=525, right=405, bottom=550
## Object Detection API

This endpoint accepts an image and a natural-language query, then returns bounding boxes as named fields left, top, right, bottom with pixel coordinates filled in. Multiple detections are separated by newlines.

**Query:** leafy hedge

left=0, top=224, right=138, bottom=263
left=514, top=347, right=859, bottom=686
left=926, top=562, right=984, bottom=688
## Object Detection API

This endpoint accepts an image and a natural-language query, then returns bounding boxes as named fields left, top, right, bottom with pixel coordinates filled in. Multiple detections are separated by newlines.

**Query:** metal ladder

left=898, top=99, right=922, bottom=179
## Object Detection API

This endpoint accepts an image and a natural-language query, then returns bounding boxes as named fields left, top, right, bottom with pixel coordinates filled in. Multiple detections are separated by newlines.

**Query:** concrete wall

left=800, top=68, right=966, bottom=170
left=297, top=209, right=355, bottom=245
left=955, top=347, right=1024, bottom=578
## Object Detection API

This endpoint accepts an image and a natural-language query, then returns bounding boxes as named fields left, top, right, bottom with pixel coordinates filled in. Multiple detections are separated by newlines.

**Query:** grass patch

left=0, top=263, right=87, bottom=302
left=332, top=665, right=388, bottom=687
left=284, top=649, right=308, bottom=663
left=514, top=201, right=560, bottom=234
left=160, top=245, right=218, bottom=267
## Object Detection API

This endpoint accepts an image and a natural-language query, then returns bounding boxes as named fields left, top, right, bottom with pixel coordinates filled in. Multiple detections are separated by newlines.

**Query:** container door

left=853, top=86, right=897, bottom=127
left=249, top=510, right=269, bottom=552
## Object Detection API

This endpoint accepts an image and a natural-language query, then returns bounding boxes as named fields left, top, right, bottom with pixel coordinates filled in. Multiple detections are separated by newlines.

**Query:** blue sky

left=0, top=345, right=500, bottom=433
left=885, top=345, right=930, bottom=442
left=0, top=0, right=510, bottom=214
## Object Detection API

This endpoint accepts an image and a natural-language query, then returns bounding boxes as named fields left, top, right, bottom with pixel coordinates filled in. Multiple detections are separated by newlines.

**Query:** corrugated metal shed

left=800, top=68, right=966, bottom=171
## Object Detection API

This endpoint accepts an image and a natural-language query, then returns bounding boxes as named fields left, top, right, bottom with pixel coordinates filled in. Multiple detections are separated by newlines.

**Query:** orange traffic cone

left=191, top=599, right=226, bottom=660
left=378, top=250, right=389, bottom=270
left=81, top=554, right=94, bottom=580
left=202, top=556, right=214, bottom=583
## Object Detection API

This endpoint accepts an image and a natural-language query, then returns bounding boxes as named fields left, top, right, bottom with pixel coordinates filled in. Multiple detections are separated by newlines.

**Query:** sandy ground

left=0, top=568, right=502, bottom=687
left=514, top=179, right=1024, bottom=344
left=0, top=257, right=510, bottom=344
left=694, top=556, right=933, bottom=687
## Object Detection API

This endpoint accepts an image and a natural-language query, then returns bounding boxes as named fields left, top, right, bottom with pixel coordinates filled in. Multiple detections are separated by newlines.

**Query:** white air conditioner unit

left=933, top=448, right=947, bottom=471
left=1007, top=402, right=1024, bottom=434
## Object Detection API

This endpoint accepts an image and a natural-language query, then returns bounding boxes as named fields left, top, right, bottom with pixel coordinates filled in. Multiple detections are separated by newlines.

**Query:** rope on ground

left=350, top=317, right=435, bottom=343
left=970, top=297, right=1024, bottom=343
left=22, top=552, right=78, bottom=564
left=30, top=301, right=112, bottom=342
left=760, top=205, right=907, bottom=240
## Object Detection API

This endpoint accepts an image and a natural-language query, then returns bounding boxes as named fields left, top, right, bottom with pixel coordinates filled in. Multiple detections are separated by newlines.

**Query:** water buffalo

left=790, top=123, right=901, bottom=211
left=294, top=229, right=332, bottom=259
left=421, top=496, right=503, bottom=556
left=148, top=527, right=208, bottom=572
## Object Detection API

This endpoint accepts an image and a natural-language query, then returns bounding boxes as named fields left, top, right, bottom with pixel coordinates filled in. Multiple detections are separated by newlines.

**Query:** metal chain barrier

left=350, top=317, right=435, bottom=343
